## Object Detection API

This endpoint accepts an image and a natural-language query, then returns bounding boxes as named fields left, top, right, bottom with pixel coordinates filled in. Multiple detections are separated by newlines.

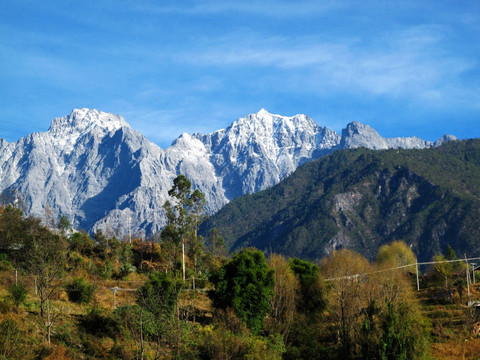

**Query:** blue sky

left=1, top=1, right=479, bottom=148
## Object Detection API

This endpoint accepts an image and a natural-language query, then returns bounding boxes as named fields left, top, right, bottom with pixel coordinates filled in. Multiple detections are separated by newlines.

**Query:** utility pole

left=465, top=255, right=471, bottom=302
left=415, top=261, right=420, bottom=291
left=471, top=262, right=476, bottom=285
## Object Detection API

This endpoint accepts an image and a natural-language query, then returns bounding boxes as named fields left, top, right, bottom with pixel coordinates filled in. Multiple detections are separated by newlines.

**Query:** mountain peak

left=49, top=108, right=128, bottom=135
left=341, top=121, right=434, bottom=150
left=435, top=134, right=458, bottom=146
left=344, top=121, right=377, bottom=134
left=256, top=108, right=270, bottom=116
left=340, top=121, right=382, bottom=148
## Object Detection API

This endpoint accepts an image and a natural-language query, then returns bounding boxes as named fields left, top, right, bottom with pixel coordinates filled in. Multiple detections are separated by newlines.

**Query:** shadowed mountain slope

left=200, top=139, right=480, bottom=262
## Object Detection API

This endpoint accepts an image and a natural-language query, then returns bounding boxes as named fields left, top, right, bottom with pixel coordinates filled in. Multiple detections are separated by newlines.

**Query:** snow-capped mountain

left=194, top=109, right=340, bottom=199
left=0, top=108, right=456, bottom=237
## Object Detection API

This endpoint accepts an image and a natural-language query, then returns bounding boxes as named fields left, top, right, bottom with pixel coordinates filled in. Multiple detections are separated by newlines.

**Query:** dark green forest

left=201, top=139, right=480, bottom=262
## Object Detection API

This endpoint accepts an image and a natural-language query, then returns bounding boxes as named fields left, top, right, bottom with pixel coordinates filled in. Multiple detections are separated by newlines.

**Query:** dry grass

left=432, top=338, right=480, bottom=360
left=93, top=277, right=144, bottom=310
left=44, top=345, right=74, bottom=360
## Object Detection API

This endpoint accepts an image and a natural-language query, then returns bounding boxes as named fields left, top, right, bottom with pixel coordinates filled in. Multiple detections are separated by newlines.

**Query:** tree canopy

left=209, top=248, right=274, bottom=334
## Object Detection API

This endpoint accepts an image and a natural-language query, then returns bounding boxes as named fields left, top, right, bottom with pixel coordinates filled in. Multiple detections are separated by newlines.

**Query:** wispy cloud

left=167, top=25, right=478, bottom=107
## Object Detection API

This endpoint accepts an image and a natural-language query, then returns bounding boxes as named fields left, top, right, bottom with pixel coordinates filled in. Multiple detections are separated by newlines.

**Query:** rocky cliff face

left=0, top=108, right=456, bottom=237
left=340, top=122, right=433, bottom=150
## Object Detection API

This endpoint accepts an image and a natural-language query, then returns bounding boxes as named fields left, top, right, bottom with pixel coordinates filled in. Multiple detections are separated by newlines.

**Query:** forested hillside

left=200, top=139, right=480, bottom=262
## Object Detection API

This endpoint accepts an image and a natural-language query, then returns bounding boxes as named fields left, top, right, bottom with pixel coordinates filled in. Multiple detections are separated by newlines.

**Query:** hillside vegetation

left=3, top=163, right=480, bottom=359
left=2, top=203, right=480, bottom=359
left=201, top=139, right=480, bottom=262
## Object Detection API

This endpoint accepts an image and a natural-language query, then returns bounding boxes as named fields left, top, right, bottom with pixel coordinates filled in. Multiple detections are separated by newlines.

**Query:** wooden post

left=465, top=255, right=471, bottom=301
left=416, top=261, right=420, bottom=291
left=182, top=241, right=185, bottom=281
left=15, top=268, right=17, bottom=286
left=111, top=287, right=119, bottom=310
left=472, top=263, right=476, bottom=285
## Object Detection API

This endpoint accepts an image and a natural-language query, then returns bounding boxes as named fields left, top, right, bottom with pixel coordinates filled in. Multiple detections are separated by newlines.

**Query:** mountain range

left=0, top=108, right=456, bottom=237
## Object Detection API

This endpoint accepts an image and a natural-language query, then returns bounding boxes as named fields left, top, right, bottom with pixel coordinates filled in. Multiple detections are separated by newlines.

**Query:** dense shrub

left=113, top=262, right=136, bottom=280
left=0, top=253, right=14, bottom=271
left=65, top=278, right=95, bottom=304
left=137, top=271, right=183, bottom=319
left=8, top=283, right=27, bottom=307
left=80, top=307, right=119, bottom=338
left=114, top=305, right=157, bottom=340
left=199, top=321, right=285, bottom=360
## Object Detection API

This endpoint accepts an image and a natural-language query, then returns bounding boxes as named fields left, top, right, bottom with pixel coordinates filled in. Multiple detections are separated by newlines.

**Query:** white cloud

left=167, top=26, right=477, bottom=106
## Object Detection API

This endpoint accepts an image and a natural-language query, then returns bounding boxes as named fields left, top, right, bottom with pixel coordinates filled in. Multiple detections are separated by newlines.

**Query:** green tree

left=433, top=245, right=465, bottom=289
left=445, top=244, right=466, bottom=275
left=209, top=227, right=226, bottom=259
left=0, top=204, right=26, bottom=265
left=115, top=304, right=157, bottom=359
left=69, top=231, right=94, bottom=256
left=57, top=214, right=71, bottom=235
left=289, top=258, right=326, bottom=315
left=378, top=300, right=430, bottom=360
left=209, top=248, right=274, bottom=334
left=433, top=254, right=453, bottom=289
left=93, top=230, right=121, bottom=260
left=187, top=189, right=206, bottom=288
left=161, top=175, right=206, bottom=281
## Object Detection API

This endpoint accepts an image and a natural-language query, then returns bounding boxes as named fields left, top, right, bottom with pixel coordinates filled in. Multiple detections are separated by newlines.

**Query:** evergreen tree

left=209, top=248, right=274, bottom=334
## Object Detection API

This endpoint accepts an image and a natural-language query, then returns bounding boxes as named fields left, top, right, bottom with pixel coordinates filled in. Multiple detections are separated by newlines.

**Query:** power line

left=324, top=256, right=480, bottom=283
